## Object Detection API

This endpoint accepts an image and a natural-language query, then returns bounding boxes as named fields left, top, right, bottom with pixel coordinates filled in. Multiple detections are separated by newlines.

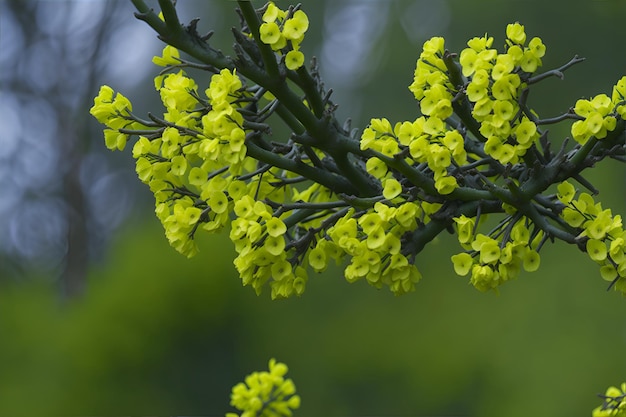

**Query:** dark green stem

left=520, top=201, right=577, bottom=244
left=236, top=0, right=280, bottom=79
left=245, top=139, right=357, bottom=195
left=292, top=66, right=325, bottom=118
left=130, top=0, right=167, bottom=34
left=330, top=150, right=379, bottom=197
left=131, top=0, right=378, bottom=198
left=283, top=208, right=320, bottom=229
left=157, top=0, right=180, bottom=34
left=405, top=200, right=502, bottom=255
left=569, top=137, right=598, bottom=168
left=132, top=0, right=234, bottom=70
left=275, top=103, right=304, bottom=133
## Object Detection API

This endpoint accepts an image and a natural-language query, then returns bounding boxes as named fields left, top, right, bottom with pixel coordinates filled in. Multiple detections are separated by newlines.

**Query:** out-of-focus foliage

left=0, top=221, right=242, bottom=415
left=1, top=215, right=625, bottom=416
left=1, top=1, right=625, bottom=416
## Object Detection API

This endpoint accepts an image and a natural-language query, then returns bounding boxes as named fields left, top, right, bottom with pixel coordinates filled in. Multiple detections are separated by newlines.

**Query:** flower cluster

left=89, top=85, right=140, bottom=151
left=227, top=359, right=301, bottom=417
left=361, top=117, right=466, bottom=195
left=450, top=215, right=542, bottom=293
left=90, top=66, right=250, bottom=257
left=408, top=24, right=545, bottom=165
left=571, top=76, right=626, bottom=145
left=592, top=382, right=626, bottom=417
left=402, top=37, right=461, bottom=193
left=310, top=201, right=429, bottom=295
left=460, top=23, right=545, bottom=164
left=259, top=2, right=309, bottom=70
left=408, top=36, right=455, bottom=120
left=558, top=181, right=626, bottom=294
left=230, top=196, right=308, bottom=299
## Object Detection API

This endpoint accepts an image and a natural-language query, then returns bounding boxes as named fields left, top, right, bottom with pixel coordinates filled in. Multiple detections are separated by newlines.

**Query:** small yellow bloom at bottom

left=471, top=264, right=495, bottom=283
left=228, top=358, right=300, bottom=417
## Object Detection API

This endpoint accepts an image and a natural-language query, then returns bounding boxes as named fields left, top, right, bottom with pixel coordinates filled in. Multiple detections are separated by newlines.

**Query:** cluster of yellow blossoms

left=360, top=24, right=547, bottom=204
left=558, top=181, right=626, bottom=293
left=450, top=215, right=542, bottom=293
left=227, top=359, right=300, bottom=417
left=259, top=2, right=309, bottom=70
left=592, top=382, right=626, bottom=417
left=230, top=196, right=308, bottom=299
left=357, top=22, right=624, bottom=294
left=143, top=68, right=249, bottom=257
left=361, top=117, right=466, bottom=195
left=572, top=77, right=626, bottom=145
left=90, top=85, right=139, bottom=151
left=358, top=23, right=549, bottom=292
left=460, top=23, right=545, bottom=164
left=92, top=41, right=259, bottom=258
left=410, top=23, right=545, bottom=166
left=91, top=3, right=314, bottom=298
left=309, top=201, right=436, bottom=295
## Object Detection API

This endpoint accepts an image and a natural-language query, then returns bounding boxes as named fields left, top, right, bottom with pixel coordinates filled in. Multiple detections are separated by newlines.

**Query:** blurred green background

left=1, top=0, right=625, bottom=416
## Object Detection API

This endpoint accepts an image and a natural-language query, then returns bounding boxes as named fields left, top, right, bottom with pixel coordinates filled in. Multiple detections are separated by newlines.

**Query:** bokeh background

left=1, top=0, right=625, bottom=416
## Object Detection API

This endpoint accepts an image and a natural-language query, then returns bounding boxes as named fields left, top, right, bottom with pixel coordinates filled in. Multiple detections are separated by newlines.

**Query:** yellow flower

left=282, top=10, right=309, bottom=41
left=152, top=45, right=180, bottom=66
left=285, top=49, right=304, bottom=70
left=159, top=71, right=198, bottom=111
left=434, top=175, right=457, bottom=195
left=382, top=178, right=402, bottom=199
left=514, top=118, right=537, bottom=146
left=308, top=246, right=327, bottom=272
left=422, top=36, right=445, bottom=55
left=451, top=253, right=473, bottom=276
left=459, top=48, right=480, bottom=77
left=556, top=181, right=576, bottom=204
left=506, top=22, right=526, bottom=45
left=467, top=34, right=494, bottom=52
left=264, top=235, right=285, bottom=256
left=262, top=2, right=284, bottom=22
left=520, top=50, right=541, bottom=73
left=522, top=250, right=540, bottom=272
left=208, top=191, right=228, bottom=214
left=103, top=129, right=127, bottom=151
left=259, top=21, right=281, bottom=45
left=528, top=37, right=546, bottom=58
left=266, top=217, right=287, bottom=237
left=587, top=239, right=608, bottom=262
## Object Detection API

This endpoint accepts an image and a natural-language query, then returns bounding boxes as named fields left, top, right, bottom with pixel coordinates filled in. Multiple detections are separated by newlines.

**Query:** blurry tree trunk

left=2, top=1, right=127, bottom=298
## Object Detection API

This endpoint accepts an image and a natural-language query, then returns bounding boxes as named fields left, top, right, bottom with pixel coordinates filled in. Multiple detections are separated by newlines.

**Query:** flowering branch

left=92, top=1, right=625, bottom=301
